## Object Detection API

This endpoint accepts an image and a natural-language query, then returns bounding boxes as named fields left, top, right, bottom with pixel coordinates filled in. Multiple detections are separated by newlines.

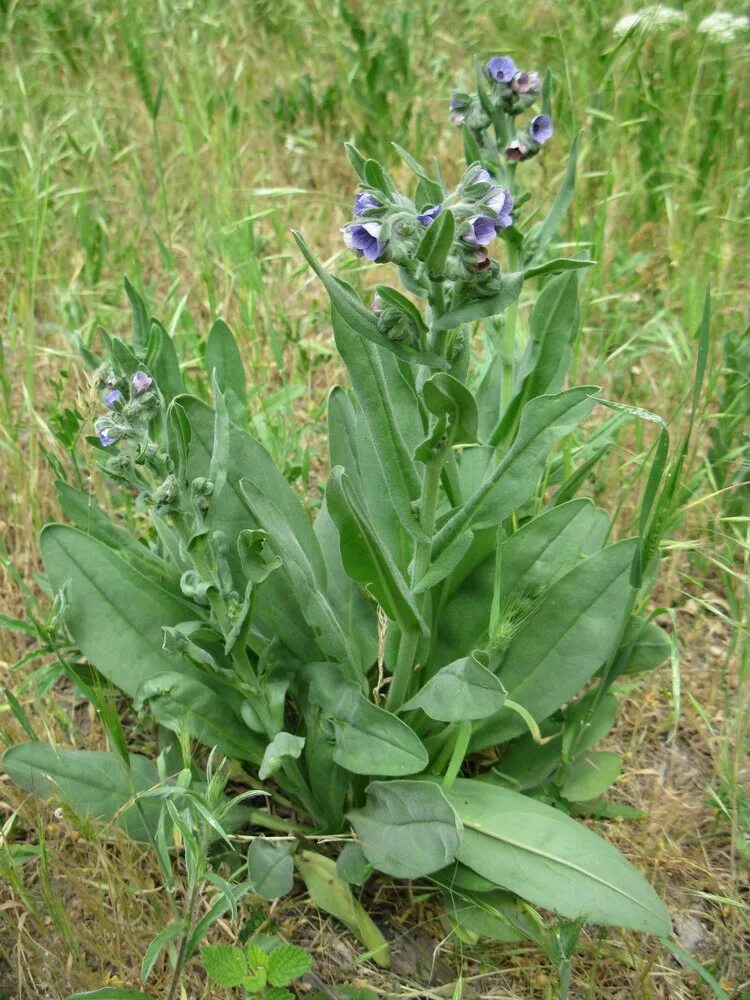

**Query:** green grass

left=1, top=1, right=748, bottom=996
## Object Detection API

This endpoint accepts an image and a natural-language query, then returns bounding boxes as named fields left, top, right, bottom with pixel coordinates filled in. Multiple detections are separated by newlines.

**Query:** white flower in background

left=697, top=11, right=750, bottom=41
left=614, top=5, right=688, bottom=36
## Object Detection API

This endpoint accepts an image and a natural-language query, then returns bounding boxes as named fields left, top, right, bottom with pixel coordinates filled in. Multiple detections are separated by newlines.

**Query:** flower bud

left=131, top=371, right=153, bottom=394
left=354, top=191, right=381, bottom=216
left=104, top=388, right=123, bottom=409
left=416, top=204, right=442, bottom=227
left=151, top=474, right=180, bottom=510
left=94, top=417, right=120, bottom=447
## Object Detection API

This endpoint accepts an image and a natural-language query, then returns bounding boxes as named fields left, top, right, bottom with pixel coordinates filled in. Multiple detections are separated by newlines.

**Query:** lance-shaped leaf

left=416, top=208, right=455, bottom=278
left=402, top=651, right=506, bottom=722
left=330, top=306, right=427, bottom=541
left=446, top=778, right=671, bottom=935
left=295, top=850, right=390, bottom=967
left=616, top=616, right=671, bottom=675
left=40, top=525, right=198, bottom=697
left=326, top=466, right=426, bottom=634
left=309, top=664, right=428, bottom=776
left=432, top=272, right=524, bottom=332
left=525, top=133, right=580, bottom=267
left=293, top=231, right=446, bottom=369
left=524, top=256, right=595, bottom=280
left=240, top=478, right=361, bottom=675
left=205, top=318, right=247, bottom=413
left=521, top=269, right=581, bottom=401
left=435, top=387, right=600, bottom=557
left=3, top=742, right=163, bottom=842
left=374, top=284, right=428, bottom=338
left=124, top=276, right=150, bottom=354
left=67, top=990, right=156, bottom=999
left=347, top=780, right=462, bottom=878
left=472, top=538, right=637, bottom=748
left=181, top=396, right=321, bottom=661
left=145, top=320, right=185, bottom=402
left=391, top=143, right=443, bottom=207
left=135, top=672, right=264, bottom=764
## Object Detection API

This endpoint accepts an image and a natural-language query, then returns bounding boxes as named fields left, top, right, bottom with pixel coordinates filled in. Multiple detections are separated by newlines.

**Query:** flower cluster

left=341, top=164, right=514, bottom=289
left=697, top=11, right=749, bottom=42
left=449, top=54, right=553, bottom=164
left=93, top=366, right=157, bottom=448
left=613, top=5, right=687, bottom=36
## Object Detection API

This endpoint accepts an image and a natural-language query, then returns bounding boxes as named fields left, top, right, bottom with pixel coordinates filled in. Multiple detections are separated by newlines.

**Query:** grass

left=0, top=0, right=748, bottom=996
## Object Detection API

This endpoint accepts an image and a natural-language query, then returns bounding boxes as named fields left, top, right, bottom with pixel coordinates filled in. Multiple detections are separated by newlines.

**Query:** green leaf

left=40, top=525, right=195, bottom=697
left=136, top=672, right=263, bottom=764
left=330, top=305, right=427, bottom=542
left=309, top=663, right=428, bottom=776
left=266, top=943, right=312, bottom=987
left=145, top=321, right=185, bottom=402
left=492, top=726, right=561, bottom=791
left=348, top=780, right=462, bottom=878
left=141, top=922, right=182, bottom=981
left=416, top=208, right=455, bottom=278
left=443, top=889, right=527, bottom=943
left=413, top=530, right=474, bottom=595
left=472, top=539, right=637, bottom=747
left=124, top=276, right=150, bottom=354
left=435, top=387, right=600, bottom=556
left=524, top=257, right=595, bottom=279
left=401, top=652, right=506, bottom=722
left=446, top=778, right=671, bottom=935
left=523, top=270, right=581, bottom=400
left=200, top=943, right=247, bottom=988
left=526, top=133, right=580, bottom=267
left=560, top=751, right=622, bottom=802
left=248, top=840, right=294, bottom=900
left=259, top=732, right=305, bottom=781
left=562, top=692, right=618, bottom=759
left=433, top=272, right=524, bottom=332
left=240, top=477, right=362, bottom=674
left=374, top=284, right=428, bottom=336
left=617, top=616, right=671, bottom=675
left=422, top=372, right=479, bottom=446
left=3, top=742, right=162, bottom=842
left=326, top=467, right=426, bottom=634
left=205, top=318, right=247, bottom=414
left=336, top=843, right=371, bottom=886
left=293, top=231, right=446, bottom=369
left=295, top=850, right=390, bottom=968
left=391, top=143, right=443, bottom=206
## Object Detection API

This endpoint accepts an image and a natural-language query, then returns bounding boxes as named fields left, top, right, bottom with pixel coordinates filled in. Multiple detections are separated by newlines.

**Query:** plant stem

left=441, top=721, right=472, bottom=790
left=386, top=456, right=443, bottom=711
left=166, top=826, right=210, bottom=1000
left=501, top=242, right=520, bottom=415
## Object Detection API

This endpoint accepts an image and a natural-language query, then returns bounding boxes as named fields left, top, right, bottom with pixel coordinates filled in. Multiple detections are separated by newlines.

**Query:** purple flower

left=488, top=187, right=514, bottom=229
left=354, top=192, right=381, bottom=216
left=472, top=167, right=492, bottom=185
left=487, top=55, right=517, bottom=83
left=462, top=216, right=498, bottom=247
left=505, top=139, right=529, bottom=162
left=104, top=388, right=123, bottom=408
left=131, top=371, right=153, bottom=394
left=343, top=222, right=384, bottom=261
left=530, top=114, right=554, bottom=144
left=416, top=204, right=443, bottom=227
left=512, top=71, right=541, bottom=94
left=94, top=418, right=118, bottom=447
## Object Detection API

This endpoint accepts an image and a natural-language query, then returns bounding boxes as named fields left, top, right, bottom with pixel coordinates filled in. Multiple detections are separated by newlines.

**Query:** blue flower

left=487, top=55, right=517, bottom=83
left=462, top=216, right=498, bottom=247
left=104, top=388, right=123, bottom=408
left=131, top=371, right=153, bottom=394
left=416, top=204, right=443, bottom=227
left=354, top=192, right=381, bottom=215
left=94, top=418, right=119, bottom=447
left=343, top=222, right=384, bottom=261
left=488, top=188, right=514, bottom=229
left=530, top=114, right=554, bottom=144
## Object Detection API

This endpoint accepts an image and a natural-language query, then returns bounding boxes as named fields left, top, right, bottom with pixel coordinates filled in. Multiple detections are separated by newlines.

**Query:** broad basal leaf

left=401, top=651, right=506, bottom=722
left=446, top=779, right=671, bottom=935
left=40, top=525, right=197, bottom=697
left=3, top=742, right=162, bottom=842
left=347, top=780, right=462, bottom=878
